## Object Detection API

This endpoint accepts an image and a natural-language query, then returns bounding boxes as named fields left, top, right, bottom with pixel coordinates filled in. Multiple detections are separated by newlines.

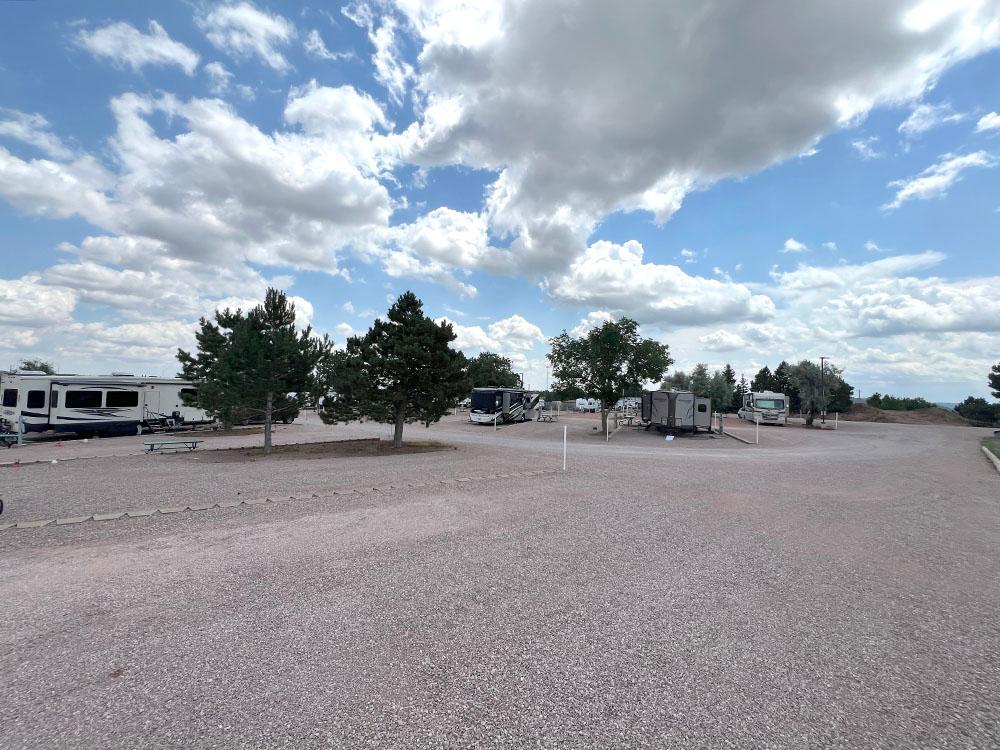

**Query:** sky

left=0, top=0, right=999, bottom=401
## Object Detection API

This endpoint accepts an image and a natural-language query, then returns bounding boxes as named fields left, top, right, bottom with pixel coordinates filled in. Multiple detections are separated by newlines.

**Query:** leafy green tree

left=688, top=363, right=711, bottom=396
left=990, top=362, right=1000, bottom=400
left=751, top=366, right=778, bottom=393
left=178, top=290, right=331, bottom=453
left=467, top=351, right=520, bottom=388
left=321, top=292, right=469, bottom=448
left=790, top=359, right=846, bottom=425
left=548, top=317, right=672, bottom=433
left=18, top=359, right=55, bottom=374
left=661, top=370, right=690, bottom=390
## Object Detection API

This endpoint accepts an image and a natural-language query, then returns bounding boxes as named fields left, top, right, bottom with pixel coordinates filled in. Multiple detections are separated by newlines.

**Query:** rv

left=468, top=387, right=540, bottom=425
left=738, top=391, right=788, bottom=426
left=640, top=390, right=712, bottom=433
left=0, top=372, right=212, bottom=436
left=575, top=397, right=601, bottom=413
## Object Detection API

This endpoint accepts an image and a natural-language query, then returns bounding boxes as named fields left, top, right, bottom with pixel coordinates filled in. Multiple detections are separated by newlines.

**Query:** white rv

left=574, top=397, right=601, bottom=413
left=0, top=372, right=211, bottom=436
left=738, top=391, right=788, bottom=426
left=640, top=390, right=712, bottom=433
left=469, top=387, right=540, bottom=425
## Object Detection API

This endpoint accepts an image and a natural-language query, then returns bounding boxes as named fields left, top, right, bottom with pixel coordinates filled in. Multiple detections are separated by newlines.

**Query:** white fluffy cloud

left=0, top=109, right=73, bottom=160
left=975, top=111, right=1000, bottom=132
left=782, top=238, right=808, bottom=254
left=883, top=151, right=998, bottom=210
left=897, top=102, right=965, bottom=137
left=76, top=20, right=200, bottom=75
left=304, top=29, right=351, bottom=61
left=393, top=0, right=1000, bottom=272
left=197, top=2, right=295, bottom=72
left=545, top=240, right=775, bottom=328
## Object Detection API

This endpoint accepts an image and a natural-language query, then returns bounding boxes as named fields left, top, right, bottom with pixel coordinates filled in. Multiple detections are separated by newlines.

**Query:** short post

left=17, top=416, right=24, bottom=447
left=755, top=413, right=759, bottom=445
left=835, top=411, right=839, bottom=430
left=494, top=413, right=498, bottom=432
left=606, top=415, right=609, bottom=442
left=562, top=425, right=567, bottom=472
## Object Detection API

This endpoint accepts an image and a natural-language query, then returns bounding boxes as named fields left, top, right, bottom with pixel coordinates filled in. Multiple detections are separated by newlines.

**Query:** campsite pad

left=168, top=438, right=454, bottom=463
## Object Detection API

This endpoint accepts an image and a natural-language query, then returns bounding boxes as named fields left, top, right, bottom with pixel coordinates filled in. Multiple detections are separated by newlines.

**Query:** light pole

left=819, top=356, right=828, bottom=424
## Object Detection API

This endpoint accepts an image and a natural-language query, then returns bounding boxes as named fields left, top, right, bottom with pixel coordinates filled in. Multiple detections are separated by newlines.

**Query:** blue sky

left=1, top=1, right=999, bottom=401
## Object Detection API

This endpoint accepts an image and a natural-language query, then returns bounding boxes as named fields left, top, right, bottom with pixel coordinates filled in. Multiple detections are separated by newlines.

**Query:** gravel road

left=0, top=416, right=997, bottom=748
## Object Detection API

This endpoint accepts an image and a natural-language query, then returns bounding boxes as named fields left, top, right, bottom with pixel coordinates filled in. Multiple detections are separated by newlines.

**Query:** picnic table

left=1, top=433, right=19, bottom=448
left=537, top=412, right=559, bottom=422
left=144, top=439, right=203, bottom=454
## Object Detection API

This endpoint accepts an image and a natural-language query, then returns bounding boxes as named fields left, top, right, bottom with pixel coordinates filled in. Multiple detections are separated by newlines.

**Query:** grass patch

left=984, top=437, right=1000, bottom=461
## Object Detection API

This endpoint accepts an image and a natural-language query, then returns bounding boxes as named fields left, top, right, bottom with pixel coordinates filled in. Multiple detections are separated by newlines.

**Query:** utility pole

left=819, top=356, right=828, bottom=424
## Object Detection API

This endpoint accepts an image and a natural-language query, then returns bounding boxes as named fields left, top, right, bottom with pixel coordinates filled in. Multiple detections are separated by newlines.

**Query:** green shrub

left=867, top=393, right=935, bottom=411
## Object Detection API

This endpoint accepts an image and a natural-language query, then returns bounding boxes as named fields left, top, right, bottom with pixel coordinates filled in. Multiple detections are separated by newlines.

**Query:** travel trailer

left=575, top=397, right=601, bottom=413
left=737, top=391, right=788, bottom=426
left=468, top=387, right=540, bottom=425
left=0, top=372, right=212, bottom=436
left=640, top=390, right=712, bottom=433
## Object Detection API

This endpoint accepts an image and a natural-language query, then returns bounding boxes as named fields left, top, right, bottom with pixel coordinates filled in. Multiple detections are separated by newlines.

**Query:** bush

left=867, top=392, right=935, bottom=411
left=954, top=396, right=1000, bottom=425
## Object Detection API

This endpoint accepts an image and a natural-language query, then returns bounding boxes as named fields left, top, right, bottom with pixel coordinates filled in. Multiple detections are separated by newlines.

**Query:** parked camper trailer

left=737, top=391, right=788, bottom=425
left=469, top=387, right=540, bottom=425
left=575, top=397, right=601, bottom=413
left=0, top=372, right=211, bottom=436
left=640, top=390, right=712, bottom=433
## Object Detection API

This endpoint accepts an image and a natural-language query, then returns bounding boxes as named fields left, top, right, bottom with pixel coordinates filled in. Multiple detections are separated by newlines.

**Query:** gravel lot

left=1, top=415, right=997, bottom=748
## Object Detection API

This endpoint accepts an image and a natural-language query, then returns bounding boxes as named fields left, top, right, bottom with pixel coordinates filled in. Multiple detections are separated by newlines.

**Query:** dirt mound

left=841, top=403, right=970, bottom=425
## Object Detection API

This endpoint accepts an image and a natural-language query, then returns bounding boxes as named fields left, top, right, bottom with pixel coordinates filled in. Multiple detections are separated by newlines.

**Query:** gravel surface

left=0, top=417, right=997, bottom=748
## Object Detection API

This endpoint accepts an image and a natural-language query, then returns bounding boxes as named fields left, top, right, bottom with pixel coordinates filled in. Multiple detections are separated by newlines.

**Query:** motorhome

left=468, top=387, right=540, bottom=425
left=737, top=391, right=788, bottom=426
left=0, top=372, right=212, bottom=436
left=575, top=397, right=601, bottom=413
left=640, top=390, right=712, bottom=433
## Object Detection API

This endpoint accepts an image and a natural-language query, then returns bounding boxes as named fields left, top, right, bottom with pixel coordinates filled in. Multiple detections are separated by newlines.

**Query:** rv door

left=502, top=391, right=511, bottom=415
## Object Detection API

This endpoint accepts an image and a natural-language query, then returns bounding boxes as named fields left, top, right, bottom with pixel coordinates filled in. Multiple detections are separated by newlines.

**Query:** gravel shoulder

left=0, top=418, right=997, bottom=748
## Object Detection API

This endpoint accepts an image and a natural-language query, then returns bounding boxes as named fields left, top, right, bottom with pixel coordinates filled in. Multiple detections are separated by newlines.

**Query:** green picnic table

left=144, top=439, right=203, bottom=454
left=0, top=433, right=18, bottom=448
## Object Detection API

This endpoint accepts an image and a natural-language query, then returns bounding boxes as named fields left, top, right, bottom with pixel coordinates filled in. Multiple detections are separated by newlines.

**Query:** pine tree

left=773, top=360, right=800, bottom=412
left=734, top=373, right=750, bottom=409
left=688, top=363, right=711, bottom=396
left=751, top=365, right=777, bottom=393
left=178, top=290, right=331, bottom=452
left=990, top=362, right=1000, bottom=400
left=321, top=292, right=469, bottom=448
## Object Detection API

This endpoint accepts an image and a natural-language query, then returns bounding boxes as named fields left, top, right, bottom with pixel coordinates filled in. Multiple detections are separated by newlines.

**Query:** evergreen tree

left=722, top=364, right=737, bottom=390
left=751, top=365, right=777, bottom=393
left=178, top=290, right=331, bottom=452
left=320, top=292, right=469, bottom=448
left=707, top=370, right=733, bottom=410
left=773, top=360, right=801, bottom=412
left=734, top=373, right=750, bottom=409
left=990, top=362, right=1000, bottom=400
left=548, top=317, right=672, bottom=433
left=688, top=363, right=711, bottom=396
left=467, top=351, right=520, bottom=388
left=177, top=309, right=246, bottom=429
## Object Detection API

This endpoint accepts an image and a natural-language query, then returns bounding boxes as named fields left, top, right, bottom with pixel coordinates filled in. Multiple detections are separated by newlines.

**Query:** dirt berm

left=839, top=403, right=970, bottom=425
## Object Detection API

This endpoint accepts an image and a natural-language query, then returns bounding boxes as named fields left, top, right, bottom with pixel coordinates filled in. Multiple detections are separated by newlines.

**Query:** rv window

left=2, top=389, right=16, bottom=407
left=697, top=403, right=707, bottom=413
left=180, top=388, right=197, bottom=401
left=106, top=391, right=139, bottom=408
left=27, top=390, right=45, bottom=409
left=51, top=391, right=58, bottom=408
left=65, top=390, right=102, bottom=408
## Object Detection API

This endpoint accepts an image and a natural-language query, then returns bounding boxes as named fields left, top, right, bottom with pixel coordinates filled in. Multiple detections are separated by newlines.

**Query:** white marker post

left=494, top=413, right=499, bottom=432
left=835, top=412, right=839, bottom=430
left=563, top=425, right=567, bottom=472
left=755, top=413, right=760, bottom=445
left=606, top=416, right=610, bottom=442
